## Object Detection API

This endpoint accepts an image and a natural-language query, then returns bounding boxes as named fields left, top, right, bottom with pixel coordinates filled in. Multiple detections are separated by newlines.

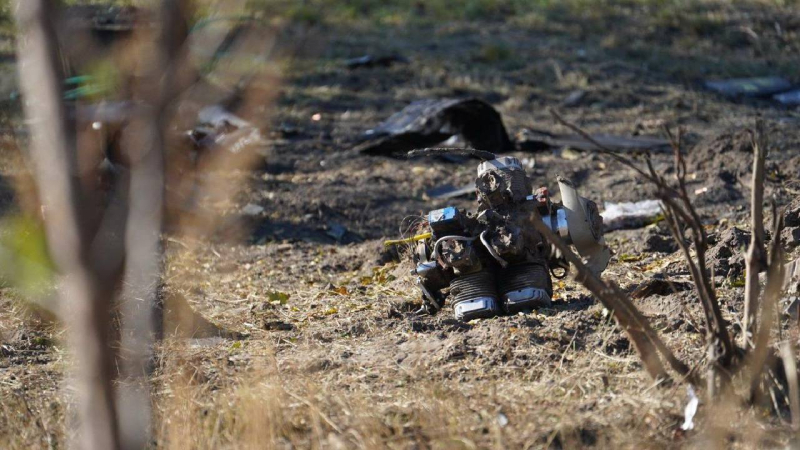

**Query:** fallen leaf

left=267, top=291, right=290, bottom=305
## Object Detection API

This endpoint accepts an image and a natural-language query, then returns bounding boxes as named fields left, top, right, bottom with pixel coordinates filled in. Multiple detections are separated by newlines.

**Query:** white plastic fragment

left=681, top=385, right=699, bottom=431
left=496, top=413, right=509, bottom=428
left=601, top=199, right=663, bottom=231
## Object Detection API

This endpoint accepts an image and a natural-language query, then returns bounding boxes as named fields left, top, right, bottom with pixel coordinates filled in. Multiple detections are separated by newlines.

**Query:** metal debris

left=516, top=128, right=670, bottom=153
left=402, top=152, right=609, bottom=320
left=346, top=54, right=408, bottom=69
left=356, top=98, right=514, bottom=157
left=189, top=105, right=264, bottom=153
left=704, top=77, right=792, bottom=98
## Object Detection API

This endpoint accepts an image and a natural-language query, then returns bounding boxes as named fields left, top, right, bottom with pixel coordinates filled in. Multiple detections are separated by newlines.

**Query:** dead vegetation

left=549, top=110, right=800, bottom=416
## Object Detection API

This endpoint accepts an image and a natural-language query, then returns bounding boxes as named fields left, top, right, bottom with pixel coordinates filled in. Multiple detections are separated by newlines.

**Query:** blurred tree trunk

left=14, top=0, right=121, bottom=448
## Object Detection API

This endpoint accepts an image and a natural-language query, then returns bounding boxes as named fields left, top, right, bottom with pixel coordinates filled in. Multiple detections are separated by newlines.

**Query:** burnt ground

left=3, top=1, right=800, bottom=448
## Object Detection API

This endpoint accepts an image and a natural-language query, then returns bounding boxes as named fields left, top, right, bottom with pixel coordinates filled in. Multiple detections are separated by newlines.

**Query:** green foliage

left=0, top=215, right=54, bottom=298
left=267, top=290, right=290, bottom=305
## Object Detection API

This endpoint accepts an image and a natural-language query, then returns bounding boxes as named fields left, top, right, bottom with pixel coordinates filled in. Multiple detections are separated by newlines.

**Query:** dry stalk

left=742, top=120, right=768, bottom=350
left=747, top=206, right=785, bottom=397
left=529, top=211, right=693, bottom=382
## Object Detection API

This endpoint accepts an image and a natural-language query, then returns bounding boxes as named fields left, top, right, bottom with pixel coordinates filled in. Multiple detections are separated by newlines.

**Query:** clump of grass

left=475, top=42, right=513, bottom=63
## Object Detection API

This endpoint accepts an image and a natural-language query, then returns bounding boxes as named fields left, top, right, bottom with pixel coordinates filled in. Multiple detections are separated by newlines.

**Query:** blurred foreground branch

left=14, top=0, right=120, bottom=448
left=116, top=1, right=190, bottom=447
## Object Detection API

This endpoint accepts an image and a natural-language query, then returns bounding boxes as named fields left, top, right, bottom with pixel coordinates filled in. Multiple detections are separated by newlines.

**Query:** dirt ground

left=3, top=1, right=800, bottom=448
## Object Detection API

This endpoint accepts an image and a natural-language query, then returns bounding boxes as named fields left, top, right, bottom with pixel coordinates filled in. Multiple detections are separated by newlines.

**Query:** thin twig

left=549, top=109, right=656, bottom=183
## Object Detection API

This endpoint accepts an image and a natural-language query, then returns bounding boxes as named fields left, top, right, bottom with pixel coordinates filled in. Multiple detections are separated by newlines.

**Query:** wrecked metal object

left=189, top=105, right=263, bottom=154
left=345, top=54, right=408, bottom=69
left=392, top=150, right=610, bottom=321
left=557, top=177, right=612, bottom=275
left=601, top=199, right=663, bottom=231
left=704, top=77, right=792, bottom=98
left=516, top=128, right=670, bottom=153
left=64, top=5, right=142, bottom=46
left=356, top=98, right=514, bottom=157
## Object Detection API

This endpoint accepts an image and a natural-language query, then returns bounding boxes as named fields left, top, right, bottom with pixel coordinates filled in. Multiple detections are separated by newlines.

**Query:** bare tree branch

left=654, top=134, right=735, bottom=396
left=549, top=110, right=738, bottom=394
left=116, top=1, right=193, bottom=447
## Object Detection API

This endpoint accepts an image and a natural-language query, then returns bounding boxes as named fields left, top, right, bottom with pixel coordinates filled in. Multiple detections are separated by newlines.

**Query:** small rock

left=707, top=227, right=749, bottom=278
left=630, top=278, right=691, bottom=299
left=242, top=203, right=265, bottom=216
left=563, top=89, right=587, bottom=107
left=781, top=226, right=800, bottom=250
left=496, top=413, right=509, bottom=428
left=264, top=320, right=294, bottom=331
left=326, top=221, right=348, bottom=241
left=784, top=198, right=800, bottom=227
left=632, top=225, right=679, bottom=254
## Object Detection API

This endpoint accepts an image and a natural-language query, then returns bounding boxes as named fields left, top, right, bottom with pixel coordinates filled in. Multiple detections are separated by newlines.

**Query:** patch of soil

left=707, top=227, right=750, bottom=278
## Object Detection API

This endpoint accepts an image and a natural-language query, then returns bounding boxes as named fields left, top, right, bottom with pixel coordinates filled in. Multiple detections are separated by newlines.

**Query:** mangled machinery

left=401, top=149, right=611, bottom=321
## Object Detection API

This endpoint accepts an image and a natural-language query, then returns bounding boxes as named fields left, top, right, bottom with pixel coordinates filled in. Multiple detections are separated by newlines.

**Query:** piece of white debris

left=601, top=199, right=663, bottom=231
left=681, top=385, right=699, bottom=431
left=242, top=203, right=265, bottom=216
left=496, top=413, right=509, bottom=428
